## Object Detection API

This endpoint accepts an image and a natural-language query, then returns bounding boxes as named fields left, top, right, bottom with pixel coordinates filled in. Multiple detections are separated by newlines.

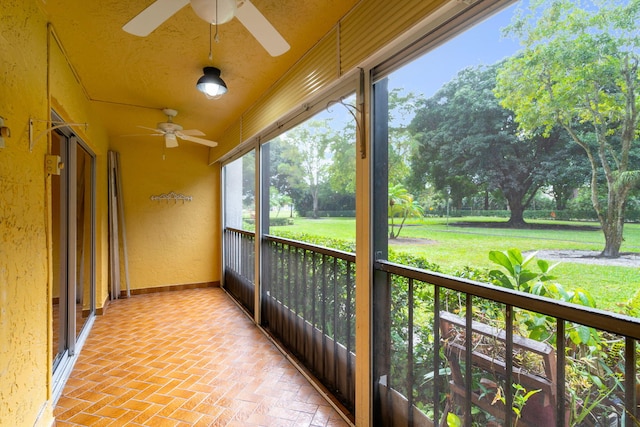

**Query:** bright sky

left=310, top=1, right=523, bottom=129
left=388, top=2, right=522, bottom=99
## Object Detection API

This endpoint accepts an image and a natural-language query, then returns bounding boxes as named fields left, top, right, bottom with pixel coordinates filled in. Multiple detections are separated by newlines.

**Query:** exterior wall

left=0, top=1, right=50, bottom=425
left=109, top=138, right=220, bottom=290
left=1, top=0, right=219, bottom=421
left=0, top=1, right=110, bottom=425
left=49, top=34, right=111, bottom=312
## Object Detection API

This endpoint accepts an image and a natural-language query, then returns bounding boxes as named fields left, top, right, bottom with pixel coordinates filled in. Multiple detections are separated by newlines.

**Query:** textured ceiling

left=40, top=0, right=359, bottom=148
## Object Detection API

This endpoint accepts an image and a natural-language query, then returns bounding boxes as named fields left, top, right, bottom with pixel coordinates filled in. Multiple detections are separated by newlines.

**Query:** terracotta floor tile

left=94, top=404, right=128, bottom=419
left=120, top=398, right=153, bottom=412
left=54, top=288, right=349, bottom=426
left=146, top=393, right=175, bottom=406
left=210, top=408, right=238, bottom=426
left=142, top=415, right=180, bottom=427
left=67, top=412, right=104, bottom=425
left=193, top=401, right=225, bottom=418
left=156, top=397, right=188, bottom=418
left=130, top=403, right=164, bottom=424
left=168, top=407, right=204, bottom=424
left=193, top=414, right=219, bottom=426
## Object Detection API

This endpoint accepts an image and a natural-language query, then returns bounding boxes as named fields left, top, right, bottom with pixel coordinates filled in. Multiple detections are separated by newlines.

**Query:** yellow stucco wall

left=0, top=0, right=110, bottom=425
left=1, top=0, right=220, bottom=420
left=0, top=1, right=50, bottom=425
left=109, top=138, right=220, bottom=290
left=48, top=34, right=111, bottom=311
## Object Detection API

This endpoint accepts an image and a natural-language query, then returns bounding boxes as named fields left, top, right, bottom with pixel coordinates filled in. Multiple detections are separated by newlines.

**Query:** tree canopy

left=409, top=62, right=567, bottom=226
left=495, top=0, right=640, bottom=256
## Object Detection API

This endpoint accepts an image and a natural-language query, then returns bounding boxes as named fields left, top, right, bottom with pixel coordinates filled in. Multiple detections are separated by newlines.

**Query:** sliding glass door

left=51, top=114, right=95, bottom=388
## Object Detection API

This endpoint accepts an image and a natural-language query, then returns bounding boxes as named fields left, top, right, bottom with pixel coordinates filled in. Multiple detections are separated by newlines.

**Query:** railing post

left=464, top=297, right=472, bottom=427
left=557, top=319, right=565, bottom=427
left=407, top=278, right=415, bottom=426
left=505, top=305, right=513, bottom=427
left=625, top=337, right=637, bottom=426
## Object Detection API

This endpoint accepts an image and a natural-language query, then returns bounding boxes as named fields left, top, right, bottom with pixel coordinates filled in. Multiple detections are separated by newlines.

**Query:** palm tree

left=389, top=183, right=424, bottom=239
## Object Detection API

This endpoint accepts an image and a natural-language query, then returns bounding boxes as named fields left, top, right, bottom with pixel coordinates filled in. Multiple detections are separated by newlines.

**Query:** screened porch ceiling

left=40, top=0, right=360, bottom=148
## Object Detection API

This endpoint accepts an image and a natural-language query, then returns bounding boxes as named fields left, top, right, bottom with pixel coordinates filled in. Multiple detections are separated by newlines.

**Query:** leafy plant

left=494, top=383, right=541, bottom=427
left=488, top=248, right=557, bottom=292
left=446, top=412, right=462, bottom=427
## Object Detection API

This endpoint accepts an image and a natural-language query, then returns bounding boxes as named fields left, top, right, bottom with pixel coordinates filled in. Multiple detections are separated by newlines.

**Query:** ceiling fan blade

left=123, top=133, right=164, bottom=137
left=177, top=133, right=218, bottom=147
left=164, top=133, right=179, bottom=148
left=138, top=125, right=164, bottom=133
left=179, top=129, right=206, bottom=137
left=123, top=0, right=190, bottom=37
left=236, top=0, right=290, bottom=57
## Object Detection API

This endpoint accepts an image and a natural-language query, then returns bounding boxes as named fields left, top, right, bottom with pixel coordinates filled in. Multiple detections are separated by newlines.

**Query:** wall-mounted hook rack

left=150, top=191, right=193, bottom=203
left=29, top=118, right=88, bottom=152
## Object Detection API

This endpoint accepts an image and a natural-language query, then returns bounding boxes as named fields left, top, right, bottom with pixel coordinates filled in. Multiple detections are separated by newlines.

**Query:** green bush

left=299, top=210, right=356, bottom=218
left=270, top=217, right=294, bottom=226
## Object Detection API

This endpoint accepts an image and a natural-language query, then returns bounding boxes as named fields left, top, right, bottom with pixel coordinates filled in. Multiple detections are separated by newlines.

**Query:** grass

left=270, top=216, right=640, bottom=312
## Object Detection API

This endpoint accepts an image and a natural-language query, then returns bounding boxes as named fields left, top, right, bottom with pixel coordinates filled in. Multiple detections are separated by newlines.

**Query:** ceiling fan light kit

left=191, top=0, right=237, bottom=25
left=196, top=66, right=228, bottom=99
left=164, top=132, right=179, bottom=148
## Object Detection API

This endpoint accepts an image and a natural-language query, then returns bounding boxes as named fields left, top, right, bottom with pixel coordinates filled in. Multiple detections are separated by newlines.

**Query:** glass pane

left=223, top=150, right=255, bottom=231
left=382, top=0, right=639, bottom=316
left=262, top=94, right=356, bottom=250
left=51, top=131, right=64, bottom=368
left=374, top=0, right=640, bottom=425
left=222, top=150, right=256, bottom=313
left=75, top=143, right=93, bottom=338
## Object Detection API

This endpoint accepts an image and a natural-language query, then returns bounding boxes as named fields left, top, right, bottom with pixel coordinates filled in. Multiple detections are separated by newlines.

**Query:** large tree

left=495, top=0, right=640, bottom=257
left=410, top=62, right=566, bottom=226
left=279, top=119, right=334, bottom=218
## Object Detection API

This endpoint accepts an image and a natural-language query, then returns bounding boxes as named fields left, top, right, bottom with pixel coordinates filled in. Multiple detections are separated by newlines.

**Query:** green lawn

left=270, top=216, right=640, bottom=311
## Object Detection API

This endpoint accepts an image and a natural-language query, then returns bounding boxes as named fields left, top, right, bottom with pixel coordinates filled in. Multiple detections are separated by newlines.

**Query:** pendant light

left=196, top=66, right=228, bottom=99
left=196, top=1, right=228, bottom=100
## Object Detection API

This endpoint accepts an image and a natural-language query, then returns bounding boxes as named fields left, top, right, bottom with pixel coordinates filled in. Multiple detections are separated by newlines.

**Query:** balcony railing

left=223, top=227, right=255, bottom=314
left=223, top=226, right=640, bottom=426
left=262, top=234, right=356, bottom=413
left=374, top=259, right=640, bottom=427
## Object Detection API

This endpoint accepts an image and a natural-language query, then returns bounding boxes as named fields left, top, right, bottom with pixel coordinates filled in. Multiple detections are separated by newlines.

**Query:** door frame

left=50, top=110, right=96, bottom=402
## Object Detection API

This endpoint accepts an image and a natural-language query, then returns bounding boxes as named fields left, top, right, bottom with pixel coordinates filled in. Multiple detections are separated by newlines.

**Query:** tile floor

left=54, top=288, right=350, bottom=426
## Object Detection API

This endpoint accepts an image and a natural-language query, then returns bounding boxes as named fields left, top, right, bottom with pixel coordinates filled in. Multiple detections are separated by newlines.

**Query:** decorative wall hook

left=150, top=191, right=193, bottom=203
left=0, top=117, right=10, bottom=149
left=326, top=95, right=365, bottom=159
left=29, top=118, right=88, bottom=152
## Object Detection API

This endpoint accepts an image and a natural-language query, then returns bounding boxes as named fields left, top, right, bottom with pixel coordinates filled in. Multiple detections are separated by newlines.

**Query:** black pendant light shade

left=196, top=66, right=228, bottom=99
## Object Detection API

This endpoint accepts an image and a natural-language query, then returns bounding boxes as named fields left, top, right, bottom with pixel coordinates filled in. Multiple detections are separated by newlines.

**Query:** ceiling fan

left=139, top=108, right=218, bottom=148
left=123, top=0, right=290, bottom=57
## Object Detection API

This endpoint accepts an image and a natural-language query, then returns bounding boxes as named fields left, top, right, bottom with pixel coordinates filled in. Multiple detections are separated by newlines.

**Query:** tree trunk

left=599, top=202, right=625, bottom=258
left=311, top=186, right=319, bottom=218
left=389, top=216, right=397, bottom=239
left=505, top=197, right=528, bottom=228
